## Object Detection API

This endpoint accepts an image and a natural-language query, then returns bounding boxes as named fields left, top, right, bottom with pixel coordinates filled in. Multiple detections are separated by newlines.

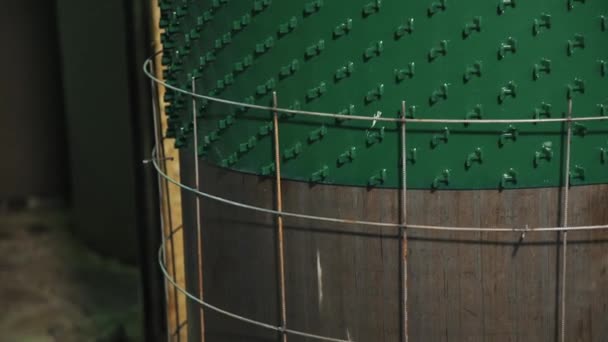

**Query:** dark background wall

left=0, top=2, right=68, bottom=199
left=55, top=0, right=165, bottom=340
left=55, top=0, right=140, bottom=263
left=0, top=1, right=166, bottom=340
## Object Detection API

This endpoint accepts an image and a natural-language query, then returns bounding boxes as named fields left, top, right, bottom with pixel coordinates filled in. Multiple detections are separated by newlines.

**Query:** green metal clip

left=428, top=0, right=447, bottom=16
left=306, top=82, right=327, bottom=100
left=337, top=105, right=355, bottom=123
left=463, top=61, right=482, bottom=83
left=567, top=0, right=585, bottom=11
left=333, top=18, right=353, bottom=38
left=533, top=103, right=552, bottom=122
left=498, top=0, right=515, bottom=14
left=395, top=63, right=415, bottom=82
left=465, top=105, right=483, bottom=126
left=232, top=14, right=251, bottom=32
left=498, top=37, right=517, bottom=59
left=432, top=169, right=451, bottom=189
left=570, top=165, right=586, bottom=182
left=499, top=125, right=518, bottom=146
left=303, top=0, right=323, bottom=16
left=308, top=126, right=328, bottom=143
left=283, top=142, right=303, bottom=160
left=598, top=104, right=607, bottom=116
left=465, top=148, right=483, bottom=169
left=532, top=59, right=551, bottom=80
left=408, top=148, right=418, bottom=164
left=533, top=14, right=551, bottom=35
left=500, top=168, right=518, bottom=189
left=310, top=166, right=329, bottom=182
left=253, top=0, right=272, bottom=14
left=428, top=40, right=448, bottom=61
left=280, top=59, right=300, bottom=79
left=567, top=34, right=585, bottom=56
left=365, top=84, right=384, bottom=103
left=368, top=169, right=387, bottom=186
left=366, top=127, right=385, bottom=146
left=335, top=62, right=355, bottom=81
left=221, top=152, right=238, bottom=167
left=364, top=41, right=384, bottom=60
left=278, top=16, right=298, bottom=36
left=337, top=147, right=357, bottom=165
left=573, top=122, right=588, bottom=137
left=567, top=78, right=585, bottom=99
left=499, top=81, right=517, bottom=103
left=534, top=142, right=553, bottom=167
left=261, top=163, right=276, bottom=176
left=258, top=122, right=274, bottom=137
left=362, top=0, right=382, bottom=16
left=431, top=127, right=450, bottom=148
left=282, top=101, right=300, bottom=118
left=218, top=115, right=235, bottom=131
left=239, top=137, right=257, bottom=154
left=305, top=40, right=325, bottom=59
left=255, top=37, right=274, bottom=55
left=463, top=16, right=482, bottom=38
left=395, top=18, right=414, bottom=39
left=429, top=83, right=449, bottom=105
left=224, top=73, right=234, bottom=85
left=256, top=78, right=276, bottom=97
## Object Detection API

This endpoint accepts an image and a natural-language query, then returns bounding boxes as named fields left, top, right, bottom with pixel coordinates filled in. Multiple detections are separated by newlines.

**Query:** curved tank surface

left=154, top=0, right=608, bottom=341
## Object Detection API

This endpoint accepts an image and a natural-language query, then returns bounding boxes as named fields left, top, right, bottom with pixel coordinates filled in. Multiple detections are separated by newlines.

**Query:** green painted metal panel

left=158, top=0, right=608, bottom=189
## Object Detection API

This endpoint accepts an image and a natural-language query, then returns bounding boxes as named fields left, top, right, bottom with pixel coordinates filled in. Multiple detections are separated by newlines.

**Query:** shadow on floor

left=0, top=208, right=142, bottom=342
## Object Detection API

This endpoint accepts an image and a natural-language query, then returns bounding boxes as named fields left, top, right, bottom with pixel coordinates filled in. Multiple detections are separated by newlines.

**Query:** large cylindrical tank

left=156, top=0, right=608, bottom=341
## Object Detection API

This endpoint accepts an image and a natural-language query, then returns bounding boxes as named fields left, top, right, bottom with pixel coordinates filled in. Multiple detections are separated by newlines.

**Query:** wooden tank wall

left=178, top=150, right=608, bottom=342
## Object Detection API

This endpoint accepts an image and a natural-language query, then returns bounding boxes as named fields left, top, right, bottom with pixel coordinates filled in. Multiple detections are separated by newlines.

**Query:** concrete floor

left=0, top=208, right=142, bottom=342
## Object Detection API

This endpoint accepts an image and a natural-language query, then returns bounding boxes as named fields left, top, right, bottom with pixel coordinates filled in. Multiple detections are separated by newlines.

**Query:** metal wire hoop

left=151, top=147, right=608, bottom=233
left=147, top=51, right=605, bottom=342
left=143, top=57, right=608, bottom=125
left=158, top=225, right=353, bottom=342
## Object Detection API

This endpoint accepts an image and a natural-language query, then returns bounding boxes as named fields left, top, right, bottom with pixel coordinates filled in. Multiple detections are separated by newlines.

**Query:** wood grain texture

left=180, top=160, right=608, bottom=342
left=151, top=2, right=187, bottom=340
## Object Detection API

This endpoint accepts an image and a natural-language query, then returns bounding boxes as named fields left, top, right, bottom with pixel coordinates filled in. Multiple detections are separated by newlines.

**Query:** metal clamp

left=368, top=169, right=387, bottom=186
left=428, top=40, right=448, bottom=61
left=428, top=0, right=447, bottom=17
left=337, top=147, right=357, bottom=165
left=498, top=0, right=515, bottom=14
left=465, top=148, right=483, bottom=169
left=500, top=168, right=518, bottom=189
left=395, top=18, right=414, bottom=38
left=463, top=16, right=482, bottom=38
left=499, top=125, right=518, bottom=146
left=431, top=127, right=450, bottom=148
left=567, top=34, right=585, bottom=56
left=432, top=169, right=451, bottom=189
left=310, top=166, right=329, bottom=182
left=429, top=83, right=449, bottom=105
left=499, top=81, right=517, bottom=103
left=533, top=14, right=551, bottom=35
left=498, top=37, right=517, bottom=59
left=533, top=59, right=551, bottom=80
left=463, top=61, right=482, bottom=83
left=534, top=142, right=553, bottom=167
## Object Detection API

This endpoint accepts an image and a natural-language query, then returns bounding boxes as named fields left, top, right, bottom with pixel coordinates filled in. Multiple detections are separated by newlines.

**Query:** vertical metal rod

left=400, top=101, right=409, bottom=342
left=149, top=58, right=174, bottom=342
left=192, top=77, right=206, bottom=342
left=272, top=91, right=288, bottom=342
left=560, top=98, right=573, bottom=342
